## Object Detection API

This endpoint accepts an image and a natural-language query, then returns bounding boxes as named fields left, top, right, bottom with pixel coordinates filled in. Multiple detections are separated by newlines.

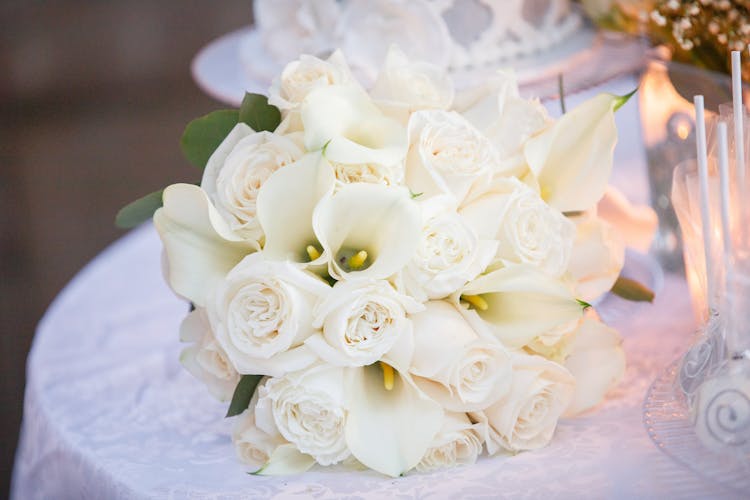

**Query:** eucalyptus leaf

left=226, top=374, right=262, bottom=418
left=181, top=109, right=239, bottom=169
left=611, top=276, right=655, bottom=303
left=239, top=93, right=281, bottom=132
left=115, top=189, right=164, bottom=229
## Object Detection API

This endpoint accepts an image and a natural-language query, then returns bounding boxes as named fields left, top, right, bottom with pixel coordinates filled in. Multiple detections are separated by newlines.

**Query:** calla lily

left=524, top=93, right=621, bottom=213
left=153, top=183, right=257, bottom=307
left=256, top=152, right=335, bottom=265
left=458, top=264, right=584, bottom=349
left=312, top=183, right=421, bottom=280
left=566, top=214, right=625, bottom=303
left=301, top=84, right=408, bottom=166
left=344, top=363, right=443, bottom=477
left=563, top=314, right=625, bottom=416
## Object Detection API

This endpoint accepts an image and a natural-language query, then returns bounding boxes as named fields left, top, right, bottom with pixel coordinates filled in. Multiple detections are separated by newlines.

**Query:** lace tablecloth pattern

left=10, top=223, right=741, bottom=499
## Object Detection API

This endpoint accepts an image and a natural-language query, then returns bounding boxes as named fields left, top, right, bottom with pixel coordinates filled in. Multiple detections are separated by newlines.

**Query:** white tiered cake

left=250, top=0, right=584, bottom=83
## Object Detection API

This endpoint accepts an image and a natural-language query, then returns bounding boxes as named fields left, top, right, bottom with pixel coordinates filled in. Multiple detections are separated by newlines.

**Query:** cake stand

left=191, top=26, right=645, bottom=106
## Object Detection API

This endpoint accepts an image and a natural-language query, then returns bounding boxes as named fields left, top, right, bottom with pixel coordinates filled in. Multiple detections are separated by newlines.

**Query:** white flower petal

left=371, top=45, right=454, bottom=122
left=524, top=93, right=619, bottom=212
left=345, top=365, right=443, bottom=477
left=460, top=264, right=583, bottom=348
left=313, top=183, right=421, bottom=280
left=255, top=444, right=316, bottom=476
left=257, top=152, right=335, bottom=263
left=564, top=315, right=625, bottom=416
left=410, top=301, right=512, bottom=412
left=301, top=84, right=408, bottom=166
left=153, top=183, right=256, bottom=307
left=567, top=214, right=625, bottom=303
left=597, top=186, right=657, bottom=252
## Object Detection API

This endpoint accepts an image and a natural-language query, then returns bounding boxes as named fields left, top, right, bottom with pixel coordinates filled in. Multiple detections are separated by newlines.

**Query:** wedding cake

left=248, top=0, right=583, bottom=82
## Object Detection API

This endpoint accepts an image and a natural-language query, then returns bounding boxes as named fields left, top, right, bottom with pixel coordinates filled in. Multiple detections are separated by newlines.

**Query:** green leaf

left=611, top=276, right=655, bottom=303
left=239, top=93, right=281, bottom=132
left=576, top=298, right=592, bottom=311
left=613, top=88, right=638, bottom=112
left=558, top=73, right=566, bottom=114
left=180, top=109, right=239, bottom=169
left=115, top=189, right=164, bottom=229
left=226, top=374, right=263, bottom=418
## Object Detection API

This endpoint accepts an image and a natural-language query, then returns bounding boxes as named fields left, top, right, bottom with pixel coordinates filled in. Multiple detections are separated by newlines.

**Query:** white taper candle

left=717, top=123, right=732, bottom=277
left=732, top=51, right=745, bottom=202
left=695, top=95, right=716, bottom=314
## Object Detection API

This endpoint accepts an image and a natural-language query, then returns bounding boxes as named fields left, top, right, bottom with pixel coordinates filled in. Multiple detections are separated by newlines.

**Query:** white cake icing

left=251, top=0, right=583, bottom=81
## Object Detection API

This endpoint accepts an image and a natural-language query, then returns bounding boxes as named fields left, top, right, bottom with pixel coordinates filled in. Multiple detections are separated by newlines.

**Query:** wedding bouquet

left=118, top=46, right=643, bottom=477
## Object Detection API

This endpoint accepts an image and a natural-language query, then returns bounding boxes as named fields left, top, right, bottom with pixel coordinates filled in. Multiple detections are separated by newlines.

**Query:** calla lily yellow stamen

left=306, top=245, right=321, bottom=261
left=348, top=250, right=368, bottom=270
left=461, top=294, right=489, bottom=311
left=380, top=361, right=395, bottom=391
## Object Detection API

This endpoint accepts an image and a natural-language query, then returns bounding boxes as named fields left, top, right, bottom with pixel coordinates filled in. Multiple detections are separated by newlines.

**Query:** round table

left=11, top=78, right=737, bottom=498
left=11, top=224, right=732, bottom=499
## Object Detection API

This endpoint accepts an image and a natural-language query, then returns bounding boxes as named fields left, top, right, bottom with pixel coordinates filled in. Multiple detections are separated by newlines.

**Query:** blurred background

left=0, top=0, right=250, bottom=494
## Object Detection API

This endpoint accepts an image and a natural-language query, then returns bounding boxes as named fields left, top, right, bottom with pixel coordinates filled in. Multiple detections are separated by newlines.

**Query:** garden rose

left=208, top=253, right=329, bottom=376
left=306, top=278, right=422, bottom=367
left=403, top=197, right=497, bottom=301
left=405, top=110, right=498, bottom=203
left=410, top=301, right=512, bottom=412
left=460, top=177, right=575, bottom=276
left=201, top=123, right=303, bottom=241
left=256, top=364, right=350, bottom=465
left=416, top=412, right=484, bottom=472
left=268, top=50, right=355, bottom=111
left=179, top=308, right=239, bottom=401
left=473, top=353, right=575, bottom=454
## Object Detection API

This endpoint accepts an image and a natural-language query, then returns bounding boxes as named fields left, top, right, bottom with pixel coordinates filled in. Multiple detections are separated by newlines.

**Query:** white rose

left=208, top=253, right=329, bottom=376
left=416, top=412, right=484, bottom=472
left=330, top=160, right=404, bottom=189
left=472, top=353, right=575, bottom=454
left=460, top=177, right=575, bottom=277
left=179, top=307, right=240, bottom=401
left=371, top=45, right=454, bottom=123
left=403, top=197, right=497, bottom=301
left=456, top=70, right=549, bottom=170
left=405, top=110, right=498, bottom=203
left=232, top=406, right=287, bottom=472
left=305, top=279, right=423, bottom=367
left=201, top=124, right=303, bottom=241
left=566, top=213, right=625, bottom=303
left=256, top=364, right=350, bottom=466
left=525, top=317, right=582, bottom=363
left=410, top=301, right=512, bottom=412
left=268, top=50, right=355, bottom=111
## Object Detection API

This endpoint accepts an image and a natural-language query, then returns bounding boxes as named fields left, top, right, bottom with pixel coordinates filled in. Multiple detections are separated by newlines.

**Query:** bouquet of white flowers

left=117, top=46, right=644, bottom=477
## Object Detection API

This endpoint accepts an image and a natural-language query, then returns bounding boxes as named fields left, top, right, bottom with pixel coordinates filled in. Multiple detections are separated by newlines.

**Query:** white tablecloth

left=11, top=224, right=733, bottom=499
left=11, top=77, right=738, bottom=499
